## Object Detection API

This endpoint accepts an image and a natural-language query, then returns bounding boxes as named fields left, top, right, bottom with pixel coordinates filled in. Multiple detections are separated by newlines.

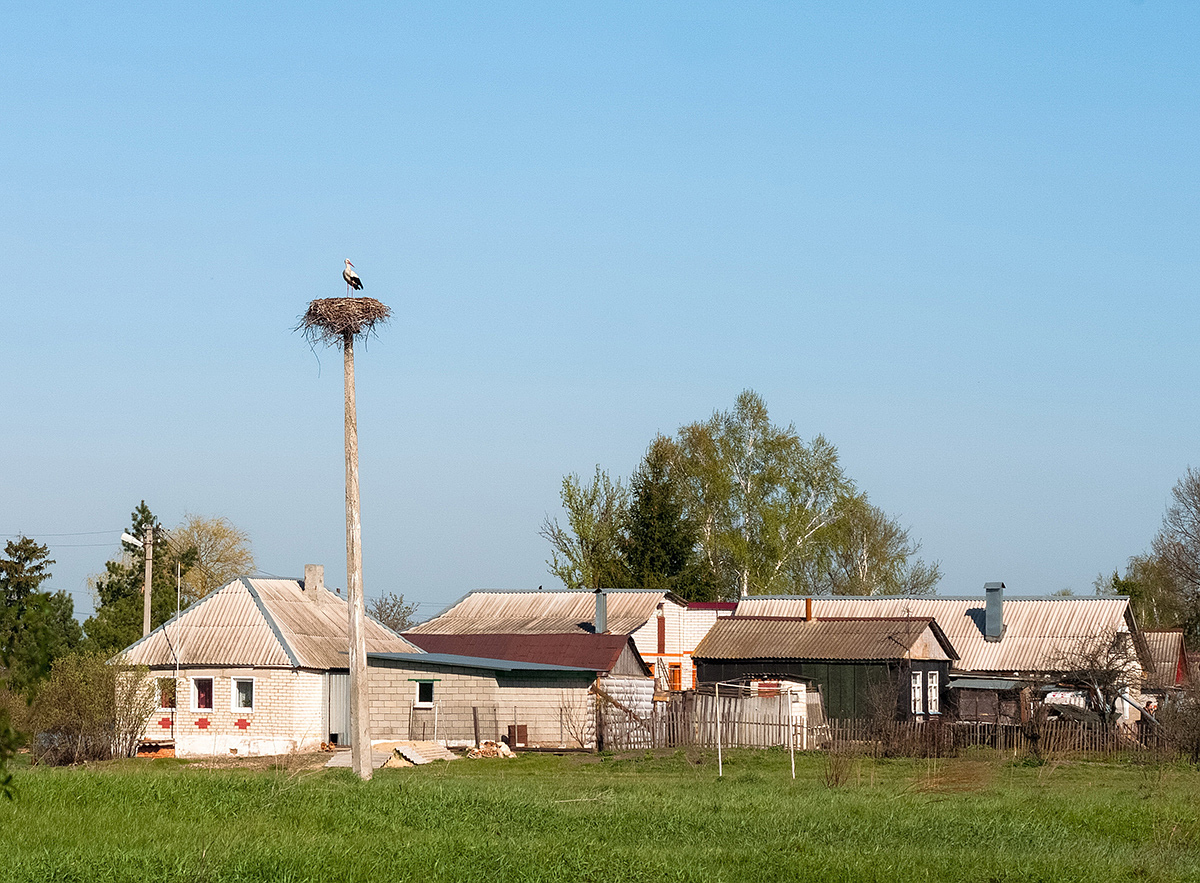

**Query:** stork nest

left=299, top=297, right=391, bottom=345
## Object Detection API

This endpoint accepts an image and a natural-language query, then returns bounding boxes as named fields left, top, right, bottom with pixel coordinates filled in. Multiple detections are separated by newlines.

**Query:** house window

left=192, top=677, right=214, bottom=711
left=157, top=678, right=176, bottom=710
left=926, top=670, right=939, bottom=715
left=415, top=681, right=434, bottom=708
left=668, top=663, right=682, bottom=692
left=910, top=672, right=923, bottom=715
left=232, top=678, right=255, bottom=711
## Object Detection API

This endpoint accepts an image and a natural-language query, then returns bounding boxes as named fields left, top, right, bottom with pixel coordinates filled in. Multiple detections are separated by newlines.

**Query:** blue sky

left=2, top=2, right=1197, bottom=621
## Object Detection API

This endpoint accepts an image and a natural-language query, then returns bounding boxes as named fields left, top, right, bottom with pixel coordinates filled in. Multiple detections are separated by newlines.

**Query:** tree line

left=540, top=390, right=942, bottom=600
left=1098, top=468, right=1200, bottom=645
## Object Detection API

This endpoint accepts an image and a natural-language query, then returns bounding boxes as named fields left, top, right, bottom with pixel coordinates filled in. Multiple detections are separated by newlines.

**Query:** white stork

left=343, top=259, right=363, bottom=294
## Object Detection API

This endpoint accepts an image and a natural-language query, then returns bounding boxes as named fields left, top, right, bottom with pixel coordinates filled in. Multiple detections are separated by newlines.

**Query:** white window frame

left=926, top=670, right=940, bottom=715
left=191, top=676, right=215, bottom=712
left=231, top=677, right=256, bottom=712
left=910, top=671, right=923, bottom=715
left=414, top=680, right=435, bottom=709
left=156, top=676, right=177, bottom=711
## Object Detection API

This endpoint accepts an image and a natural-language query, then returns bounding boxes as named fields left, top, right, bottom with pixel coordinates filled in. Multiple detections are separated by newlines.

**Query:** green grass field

left=2, top=748, right=1199, bottom=882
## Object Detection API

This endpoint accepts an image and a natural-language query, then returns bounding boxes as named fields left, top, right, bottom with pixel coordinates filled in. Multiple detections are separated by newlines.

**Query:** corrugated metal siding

left=693, top=617, right=947, bottom=662
left=735, top=597, right=1133, bottom=674
left=405, top=590, right=666, bottom=636
left=120, top=578, right=420, bottom=668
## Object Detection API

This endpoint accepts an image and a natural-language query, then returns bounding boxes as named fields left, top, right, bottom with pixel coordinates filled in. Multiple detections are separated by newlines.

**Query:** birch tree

left=672, top=390, right=855, bottom=598
left=540, top=467, right=631, bottom=590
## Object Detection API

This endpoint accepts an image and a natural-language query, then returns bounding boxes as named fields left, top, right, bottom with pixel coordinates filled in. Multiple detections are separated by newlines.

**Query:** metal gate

left=326, top=672, right=351, bottom=746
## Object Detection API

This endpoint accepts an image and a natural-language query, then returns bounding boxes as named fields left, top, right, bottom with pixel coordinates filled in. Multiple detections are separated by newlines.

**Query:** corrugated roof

left=120, top=578, right=420, bottom=668
left=692, top=616, right=954, bottom=662
left=1144, top=630, right=1188, bottom=690
left=734, top=596, right=1137, bottom=675
left=405, top=590, right=669, bottom=636
left=403, top=633, right=650, bottom=675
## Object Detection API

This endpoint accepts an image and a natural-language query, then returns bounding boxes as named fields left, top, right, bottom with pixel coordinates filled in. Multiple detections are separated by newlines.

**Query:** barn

left=692, top=616, right=957, bottom=720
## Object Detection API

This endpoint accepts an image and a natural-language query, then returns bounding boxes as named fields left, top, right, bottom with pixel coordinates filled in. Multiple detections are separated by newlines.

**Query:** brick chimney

left=303, top=564, right=325, bottom=596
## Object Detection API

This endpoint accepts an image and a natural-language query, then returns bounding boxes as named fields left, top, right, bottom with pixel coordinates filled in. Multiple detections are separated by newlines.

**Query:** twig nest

left=300, top=297, right=391, bottom=345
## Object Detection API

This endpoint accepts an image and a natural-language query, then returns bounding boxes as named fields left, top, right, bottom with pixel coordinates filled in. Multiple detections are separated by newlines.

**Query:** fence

left=815, top=718, right=1170, bottom=759
left=600, top=689, right=1175, bottom=759
left=602, top=689, right=817, bottom=751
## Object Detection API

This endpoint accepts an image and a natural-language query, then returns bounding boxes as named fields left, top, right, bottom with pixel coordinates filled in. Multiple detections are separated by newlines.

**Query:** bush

left=1158, top=692, right=1200, bottom=763
left=27, top=651, right=156, bottom=765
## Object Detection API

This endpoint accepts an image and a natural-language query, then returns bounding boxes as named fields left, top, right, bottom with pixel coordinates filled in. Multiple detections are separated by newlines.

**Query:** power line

left=1, top=530, right=117, bottom=538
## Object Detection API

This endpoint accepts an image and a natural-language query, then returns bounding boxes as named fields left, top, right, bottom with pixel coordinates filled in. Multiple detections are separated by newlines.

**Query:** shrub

left=28, top=651, right=156, bottom=765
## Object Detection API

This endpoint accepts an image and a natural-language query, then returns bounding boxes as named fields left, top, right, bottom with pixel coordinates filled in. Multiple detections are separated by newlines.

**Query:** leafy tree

left=368, top=592, right=419, bottom=632
left=1096, top=554, right=1191, bottom=635
left=673, top=390, right=855, bottom=598
left=83, top=502, right=197, bottom=655
left=168, top=513, right=255, bottom=606
left=540, top=467, right=631, bottom=590
left=0, top=537, right=82, bottom=697
left=28, top=650, right=156, bottom=764
left=796, top=495, right=941, bottom=596
left=620, top=437, right=717, bottom=601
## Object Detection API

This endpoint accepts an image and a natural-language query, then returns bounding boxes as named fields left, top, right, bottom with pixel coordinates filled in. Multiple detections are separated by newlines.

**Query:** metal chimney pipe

left=984, top=581, right=1005, bottom=642
left=594, top=588, right=608, bottom=634
left=805, top=597, right=813, bottom=621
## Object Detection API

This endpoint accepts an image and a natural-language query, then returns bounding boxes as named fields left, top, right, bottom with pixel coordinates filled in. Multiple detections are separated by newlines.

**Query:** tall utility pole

left=343, top=328, right=370, bottom=780
left=142, top=525, right=154, bottom=638
left=300, top=289, right=391, bottom=782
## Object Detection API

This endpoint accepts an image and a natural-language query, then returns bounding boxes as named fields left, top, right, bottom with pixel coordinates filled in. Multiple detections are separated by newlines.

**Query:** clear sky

left=2, top=2, right=1197, bottom=622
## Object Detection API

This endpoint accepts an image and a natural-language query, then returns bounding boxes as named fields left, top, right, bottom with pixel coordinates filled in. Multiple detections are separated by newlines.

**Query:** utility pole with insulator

left=142, top=525, right=154, bottom=638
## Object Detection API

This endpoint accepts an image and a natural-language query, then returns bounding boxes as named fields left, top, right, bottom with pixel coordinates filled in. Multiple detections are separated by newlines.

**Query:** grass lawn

left=1, top=748, right=1199, bottom=882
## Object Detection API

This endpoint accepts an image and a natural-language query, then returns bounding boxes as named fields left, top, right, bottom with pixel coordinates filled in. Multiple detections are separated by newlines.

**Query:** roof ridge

left=240, top=577, right=302, bottom=667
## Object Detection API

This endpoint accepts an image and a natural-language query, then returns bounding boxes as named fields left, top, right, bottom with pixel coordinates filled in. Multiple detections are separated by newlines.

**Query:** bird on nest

left=343, top=259, right=364, bottom=295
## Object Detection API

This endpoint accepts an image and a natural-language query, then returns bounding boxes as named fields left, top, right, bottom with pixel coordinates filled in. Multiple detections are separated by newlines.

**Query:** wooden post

left=344, top=332, right=372, bottom=781
left=473, top=706, right=480, bottom=748
left=142, top=525, right=153, bottom=638
left=716, top=683, right=722, bottom=777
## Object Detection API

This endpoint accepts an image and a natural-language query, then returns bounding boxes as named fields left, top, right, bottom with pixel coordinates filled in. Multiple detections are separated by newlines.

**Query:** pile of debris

left=467, top=740, right=516, bottom=759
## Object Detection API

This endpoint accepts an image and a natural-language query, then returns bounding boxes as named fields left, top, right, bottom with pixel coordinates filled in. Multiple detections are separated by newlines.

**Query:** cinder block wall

left=368, top=660, right=597, bottom=747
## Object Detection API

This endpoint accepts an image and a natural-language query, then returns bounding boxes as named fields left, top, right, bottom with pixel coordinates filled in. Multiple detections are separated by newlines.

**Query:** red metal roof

left=403, top=632, right=650, bottom=675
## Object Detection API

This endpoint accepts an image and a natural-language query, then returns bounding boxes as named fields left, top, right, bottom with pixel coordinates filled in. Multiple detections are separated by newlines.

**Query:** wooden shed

left=692, top=616, right=958, bottom=720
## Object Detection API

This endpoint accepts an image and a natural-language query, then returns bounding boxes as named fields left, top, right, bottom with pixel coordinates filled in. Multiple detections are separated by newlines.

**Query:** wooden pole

left=142, top=526, right=153, bottom=638
left=344, top=332, right=372, bottom=781
left=716, top=683, right=722, bottom=777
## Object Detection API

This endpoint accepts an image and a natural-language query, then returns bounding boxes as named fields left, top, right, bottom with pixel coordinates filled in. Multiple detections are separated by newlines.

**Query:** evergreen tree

left=621, top=438, right=717, bottom=601
left=0, top=537, right=82, bottom=697
left=83, top=502, right=197, bottom=655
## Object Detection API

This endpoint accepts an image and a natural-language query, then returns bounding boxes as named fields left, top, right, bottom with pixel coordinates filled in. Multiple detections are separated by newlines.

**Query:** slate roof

left=403, top=632, right=651, bottom=676
left=692, top=616, right=957, bottom=662
left=119, top=578, right=420, bottom=669
left=405, top=589, right=673, bottom=636
left=734, top=596, right=1141, bottom=675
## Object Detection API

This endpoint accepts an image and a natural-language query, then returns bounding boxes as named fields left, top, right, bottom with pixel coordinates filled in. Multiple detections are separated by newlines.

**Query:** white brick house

left=119, top=567, right=419, bottom=757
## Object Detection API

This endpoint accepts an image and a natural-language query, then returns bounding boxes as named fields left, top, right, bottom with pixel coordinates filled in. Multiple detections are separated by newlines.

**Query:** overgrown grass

left=2, top=748, right=1199, bottom=882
